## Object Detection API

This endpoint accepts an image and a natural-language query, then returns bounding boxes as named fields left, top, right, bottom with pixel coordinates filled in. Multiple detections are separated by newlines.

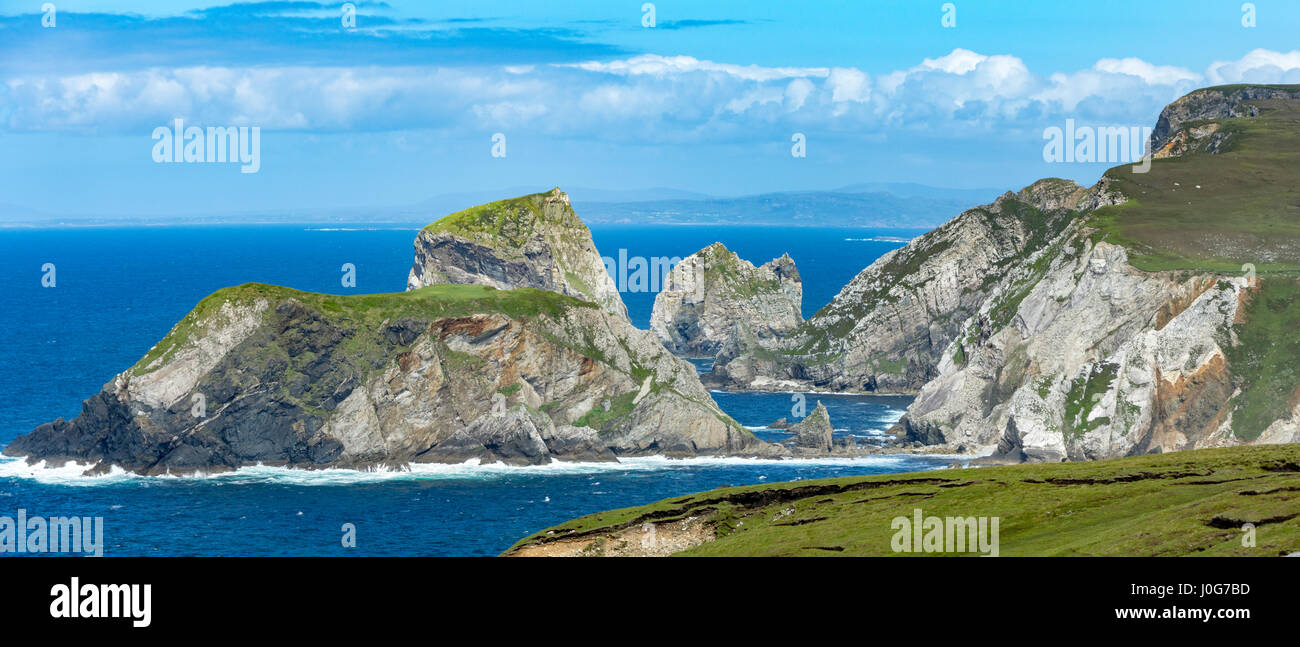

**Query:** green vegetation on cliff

left=1062, top=361, right=1121, bottom=440
left=699, top=243, right=784, bottom=298
left=1225, top=278, right=1300, bottom=440
left=507, top=444, right=1300, bottom=556
left=133, top=282, right=594, bottom=376
left=422, top=188, right=580, bottom=249
left=1088, top=88, right=1300, bottom=273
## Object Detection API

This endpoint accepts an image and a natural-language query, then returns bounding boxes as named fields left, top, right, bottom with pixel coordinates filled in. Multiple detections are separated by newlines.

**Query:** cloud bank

left=6, top=47, right=1299, bottom=144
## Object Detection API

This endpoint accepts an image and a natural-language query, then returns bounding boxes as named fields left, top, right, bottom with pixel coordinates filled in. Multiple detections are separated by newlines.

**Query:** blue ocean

left=0, top=224, right=949, bottom=556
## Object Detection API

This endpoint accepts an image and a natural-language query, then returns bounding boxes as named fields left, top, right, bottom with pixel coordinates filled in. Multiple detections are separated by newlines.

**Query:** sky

left=2, top=0, right=1300, bottom=217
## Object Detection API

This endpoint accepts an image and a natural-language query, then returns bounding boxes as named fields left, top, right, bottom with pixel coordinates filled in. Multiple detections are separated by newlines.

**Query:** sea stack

left=650, top=242, right=802, bottom=356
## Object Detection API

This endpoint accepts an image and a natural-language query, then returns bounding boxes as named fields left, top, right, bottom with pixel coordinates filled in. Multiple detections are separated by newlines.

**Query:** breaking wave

left=0, top=452, right=954, bottom=487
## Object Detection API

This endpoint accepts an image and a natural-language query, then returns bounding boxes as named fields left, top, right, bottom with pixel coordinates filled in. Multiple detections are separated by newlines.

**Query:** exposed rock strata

left=1151, top=85, right=1300, bottom=157
left=4, top=284, right=765, bottom=474
left=650, top=243, right=802, bottom=356
left=407, top=188, right=628, bottom=318
left=710, top=178, right=1121, bottom=393
left=895, top=236, right=1264, bottom=461
left=891, top=86, right=1300, bottom=461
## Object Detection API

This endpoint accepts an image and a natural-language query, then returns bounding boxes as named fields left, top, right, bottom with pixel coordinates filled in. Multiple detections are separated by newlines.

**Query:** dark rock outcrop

left=4, top=283, right=765, bottom=475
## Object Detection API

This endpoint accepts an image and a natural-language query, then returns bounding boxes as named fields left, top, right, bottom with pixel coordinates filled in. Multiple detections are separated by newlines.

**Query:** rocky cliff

left=893, top=84, right=1300, bottom=461
left=649, top=243, right=802, bottom=356
left=407, top=188, right=628, bottom=318
left=4, top=283, right=762, bottom=474
left=786, top=401, right=832, bottom=452
left=1151, top=85, right=1300, bottom=157
left=703, top=84, right=1300, bottom=463
left=710, top=177, right=1121, bottom=393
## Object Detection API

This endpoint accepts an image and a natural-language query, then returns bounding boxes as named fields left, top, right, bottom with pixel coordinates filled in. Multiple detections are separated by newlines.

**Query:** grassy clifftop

left=133, top=282, right=593, bottom=376
left=422, top=187, right=582, bottom=249
left=506, top=444, right=1300, bottom=556
left=1088, top=85, right=1300, bottom=274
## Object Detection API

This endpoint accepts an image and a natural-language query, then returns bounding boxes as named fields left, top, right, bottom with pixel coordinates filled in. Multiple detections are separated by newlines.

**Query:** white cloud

left=3, top=49, right=1294, bottom=144
left=919, top=48, right=987, bottom=75
left=1206, top=48, right=1300, bottom=84
left=1093, top=57, right=1199, bottom=85
left=783, top=78, right=814, bottom=111
left=565, top=54, right=829, bottom=82
left=827, top=67, right=871, bottom=103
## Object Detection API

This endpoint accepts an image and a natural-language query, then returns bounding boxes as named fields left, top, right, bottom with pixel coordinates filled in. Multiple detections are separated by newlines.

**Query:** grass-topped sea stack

left=407, top=187, right=628, bottom=318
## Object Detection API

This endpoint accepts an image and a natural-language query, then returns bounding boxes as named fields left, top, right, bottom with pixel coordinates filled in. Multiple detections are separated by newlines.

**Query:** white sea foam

left=844, top=236, right=912, bottom=243
left=0, top=456, right=146, bottom=486
left=0, top=452, right=937, bottom=486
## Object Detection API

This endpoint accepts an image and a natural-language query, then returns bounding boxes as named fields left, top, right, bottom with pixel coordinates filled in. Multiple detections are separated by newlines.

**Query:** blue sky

left=3, top=0, right=1300, bottom=216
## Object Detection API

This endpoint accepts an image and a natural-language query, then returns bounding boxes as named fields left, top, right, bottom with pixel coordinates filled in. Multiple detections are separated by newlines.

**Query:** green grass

left=951, top=342, right=967, bottom=366
left=870, top=353, right=906, bottom=375
left=422, top=191, right=550, bottom=246
left=699, top=244, right=784, bottom=298
left=574, top=391, right=639, bottom=432
left=1062, top=361, right=1121, bottom=439
left=1087, top=90, right=1300, bottom=274
left=132, top=282, right=594, bottom=375
left=1224, top=278, right=1300, bottom=440
left=506, top=444, right=1300, bottom=556
left=420, top=188, right=590, bottom=253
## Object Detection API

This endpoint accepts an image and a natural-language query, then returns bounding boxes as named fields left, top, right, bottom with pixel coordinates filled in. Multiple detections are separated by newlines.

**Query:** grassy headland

left=506, top=445, right=1300, bottom=557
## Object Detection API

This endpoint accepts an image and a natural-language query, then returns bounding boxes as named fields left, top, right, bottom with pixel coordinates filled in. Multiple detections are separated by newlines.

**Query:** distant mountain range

left=573, top=189, right=995, bottom=229
left=0, top=183, right=1002, bottom=229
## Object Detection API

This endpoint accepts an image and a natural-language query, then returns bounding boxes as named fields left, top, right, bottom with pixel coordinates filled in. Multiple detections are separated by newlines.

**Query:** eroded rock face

left=649, top=243, right=802, bottom=356
left=3, top=284, right=763, bottom=474
left=710, top=178, right=1117, bottom=394
left=894, top=232, right=1294, bottom=462
left=887, top=85, right=1300, bottom=462
left=1151, top=86, right=1300, bottom=157
left=407, top=188, right=628, bottom=318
